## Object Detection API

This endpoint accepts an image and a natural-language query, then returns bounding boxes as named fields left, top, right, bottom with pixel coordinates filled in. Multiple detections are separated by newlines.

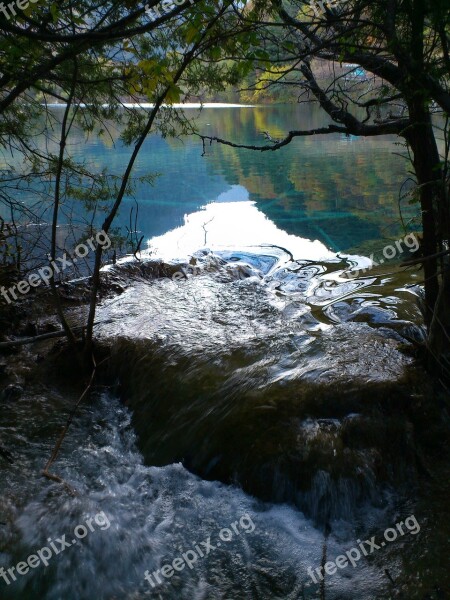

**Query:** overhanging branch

left=198, top=125, right=347, bottom=152
left=197, top=114, right=410, bottom=153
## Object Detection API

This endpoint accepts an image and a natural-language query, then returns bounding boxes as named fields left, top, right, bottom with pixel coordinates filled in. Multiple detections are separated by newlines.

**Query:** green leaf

left=184, top=25, right=199, bottom=44
left=50, top=2, right=59, bottom=22
left=165, top=83, right=182, bottom=104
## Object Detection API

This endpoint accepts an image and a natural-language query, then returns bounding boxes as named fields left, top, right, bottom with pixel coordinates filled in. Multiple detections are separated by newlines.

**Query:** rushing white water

left=0, top=391, right=404, bottom=600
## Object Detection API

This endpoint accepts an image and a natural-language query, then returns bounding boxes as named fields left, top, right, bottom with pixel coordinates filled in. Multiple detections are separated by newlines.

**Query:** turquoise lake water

left=6, top=103, right=419, bottom=257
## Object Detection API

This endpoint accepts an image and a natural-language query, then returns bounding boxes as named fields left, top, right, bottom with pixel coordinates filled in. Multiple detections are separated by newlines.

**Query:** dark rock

left=0, top=384, right=23, bottom=402
left=20, top=322, right=38, bottom=337
left=43, top=322, right=60, bottom=333
left=0, top=444, right=13, bottom=464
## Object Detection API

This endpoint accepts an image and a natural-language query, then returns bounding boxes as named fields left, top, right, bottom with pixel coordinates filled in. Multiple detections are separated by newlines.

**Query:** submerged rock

left=94, top=249, right=428, bottom=522
left=0, top=383, right=23, bottom=402
left=101, top=331, right=421, bottom=522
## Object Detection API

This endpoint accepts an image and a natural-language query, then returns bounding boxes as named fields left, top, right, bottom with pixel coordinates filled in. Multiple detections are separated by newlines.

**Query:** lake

left=6, top=103, right=418, bottom=258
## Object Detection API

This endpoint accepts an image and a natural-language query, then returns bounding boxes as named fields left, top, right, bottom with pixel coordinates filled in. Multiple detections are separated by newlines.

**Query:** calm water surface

left=3, top=104, right=417, bottom=256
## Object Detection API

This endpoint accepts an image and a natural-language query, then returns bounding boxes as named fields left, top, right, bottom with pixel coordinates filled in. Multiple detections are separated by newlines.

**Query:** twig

left=384, top=569, right=396, bottom=586
left=201, top=217, right=214, bottom=246
left=401, top=248, right=450, bottom=266
left=133, top=235, right=144, bottom=260
left=0, top=326, right=84, bottom=349
left=0, top=320, right=112, bottom=349
left=42, top=357, right=99, bottom=494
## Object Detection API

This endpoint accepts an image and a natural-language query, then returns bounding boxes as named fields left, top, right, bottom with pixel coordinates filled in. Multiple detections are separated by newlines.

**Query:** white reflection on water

left=145, top=201, right=336, bottom=262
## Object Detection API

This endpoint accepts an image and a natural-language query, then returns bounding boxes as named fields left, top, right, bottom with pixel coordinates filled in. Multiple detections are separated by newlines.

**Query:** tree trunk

left=405, top=101, right=450, bottom=375
left=428, top=260, right=450, bottom=380
left=402, top=0, right=450, bottom=376
left=405, top=101, right=441, bottom=328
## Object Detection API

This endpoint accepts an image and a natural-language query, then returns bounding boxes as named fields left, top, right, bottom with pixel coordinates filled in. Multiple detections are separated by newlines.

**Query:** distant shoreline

left=43, top=102, right=257, bottom=109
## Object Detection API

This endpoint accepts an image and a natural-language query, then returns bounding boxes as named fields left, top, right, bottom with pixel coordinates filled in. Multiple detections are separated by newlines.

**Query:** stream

left=0, top=201, right=444, bottom=600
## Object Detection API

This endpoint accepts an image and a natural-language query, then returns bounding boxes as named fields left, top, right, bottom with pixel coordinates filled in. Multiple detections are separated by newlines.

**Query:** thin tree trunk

left=428, top=262, right=450, bottom=379
left=405, top=102, right=441, bottom=328
left=49, top=61, right=79, bottom=352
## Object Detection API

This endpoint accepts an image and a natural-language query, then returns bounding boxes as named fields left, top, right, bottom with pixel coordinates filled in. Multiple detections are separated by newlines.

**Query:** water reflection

left=146, top=200, right=335, bottom=261
left=3, top=105, right=419, bottom=255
